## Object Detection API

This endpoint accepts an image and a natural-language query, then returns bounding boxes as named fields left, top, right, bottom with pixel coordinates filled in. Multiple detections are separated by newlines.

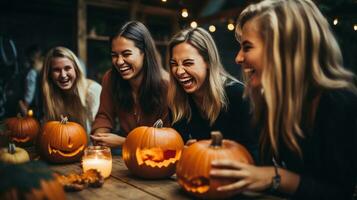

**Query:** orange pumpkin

left=5, top=110, right=40, bottom=146
left=122, top=119, right=184, bottom=179
left=176, top=131, right=254, bottom=199
left=38, top=116, right=88, bottom=163
left=0, top=161, right=66, bottom=200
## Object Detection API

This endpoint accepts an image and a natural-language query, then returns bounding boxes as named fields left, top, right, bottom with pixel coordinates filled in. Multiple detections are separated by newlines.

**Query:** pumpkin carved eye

left=122, top=119, right=184, bottom=179
left=176, top=131, right=254, bottom=199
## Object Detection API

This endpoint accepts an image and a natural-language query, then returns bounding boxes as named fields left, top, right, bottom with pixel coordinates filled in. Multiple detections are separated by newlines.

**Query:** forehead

left=111, top=36, right=137, bottom=50
left=236, top=19, right=262, bottom=42
left=51, top=57, right=74, bottom=67
left=172, top=42, right=201, bottom=58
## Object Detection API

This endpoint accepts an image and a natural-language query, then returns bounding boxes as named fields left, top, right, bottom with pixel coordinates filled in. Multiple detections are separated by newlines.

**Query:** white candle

left=83, top=157, right=112, bottom=178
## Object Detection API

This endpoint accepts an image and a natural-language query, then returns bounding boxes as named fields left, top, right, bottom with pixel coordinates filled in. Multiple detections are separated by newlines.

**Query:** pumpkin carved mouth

left=12, top=136, right=31, bottom=143
left=135, top=147, right=181, bottom=168
left=48, top=144, right=85, bottom=157
left=178, top=176, right=210, bottom=193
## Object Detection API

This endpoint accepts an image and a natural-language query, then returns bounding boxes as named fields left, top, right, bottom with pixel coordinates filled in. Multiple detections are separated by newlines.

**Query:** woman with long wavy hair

left=210, top=0, right=357, bottom=199
left=91, top=21, right=170, bottom=147
left=168, top=27, right=258, bottom=156
left=42, top=46, right=101, bottom=133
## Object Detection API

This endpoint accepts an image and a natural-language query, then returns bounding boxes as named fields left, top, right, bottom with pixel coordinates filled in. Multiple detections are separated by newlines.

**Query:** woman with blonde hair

left=42, top=46, right=101, bottom=133
left=168, top=27, right=258, bottom=155
left=210, top=0, right=357, bottom=199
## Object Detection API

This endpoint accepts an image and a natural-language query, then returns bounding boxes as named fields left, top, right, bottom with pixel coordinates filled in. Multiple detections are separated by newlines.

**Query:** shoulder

left=87, top=79, right=102, bottom=93
left=224, top=80, right=245, bottom=99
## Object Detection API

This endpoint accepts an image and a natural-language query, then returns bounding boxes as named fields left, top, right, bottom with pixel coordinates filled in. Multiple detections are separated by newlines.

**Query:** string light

left=333, top=18, right=338, bottom=25
left=227, top=19, right=235, bottom=31
left=209, top=25, right=216, bottom=32
left=190, top=21, right=198, bottom=28
left=354, top=25, right=357, bottom=31
left=161, top=0, right=167, bottom=2
left=181, top=9, right=188, bottom=18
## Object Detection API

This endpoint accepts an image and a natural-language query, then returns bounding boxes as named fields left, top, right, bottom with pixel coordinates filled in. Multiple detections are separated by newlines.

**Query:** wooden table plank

left=111, top=156, right=191, bottom=200
left=48, top=160, right=159, bottom=200
left=25, top=146, right=284, bottom=200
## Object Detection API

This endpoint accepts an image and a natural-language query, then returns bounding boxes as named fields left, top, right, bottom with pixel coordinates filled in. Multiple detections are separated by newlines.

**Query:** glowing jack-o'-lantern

left=176, top=131, right=254, bottom=199
left=5, top=110, right=40, bottom=146
left=122, top=119, right=184, bottom=179
left=38, top=116, right=88, bottom=163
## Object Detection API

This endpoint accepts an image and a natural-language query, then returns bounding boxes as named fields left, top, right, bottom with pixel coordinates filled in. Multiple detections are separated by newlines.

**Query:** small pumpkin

left=0, top=143, right=30, bottom=164
left=38, top=115, right=88, bottom=163
left=0, top=161, right=66, bottom=200
left=176, top=131, right=254, bottom=199
left=5, top=110, right=40, bottom=146
left=122, top=119, right=184, bottom=179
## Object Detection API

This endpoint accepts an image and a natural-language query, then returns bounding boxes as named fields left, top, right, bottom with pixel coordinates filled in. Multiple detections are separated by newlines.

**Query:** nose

left=60, top=69, right=66, bottom=77
left=235, top=49, right=244, bottom=64
left=175, top=66, right=186, bottom=76
left=115, top=55, right=124, bottom=66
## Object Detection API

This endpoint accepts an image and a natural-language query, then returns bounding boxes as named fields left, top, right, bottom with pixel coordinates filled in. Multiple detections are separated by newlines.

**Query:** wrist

left=269, top=159, right=281, bottom=192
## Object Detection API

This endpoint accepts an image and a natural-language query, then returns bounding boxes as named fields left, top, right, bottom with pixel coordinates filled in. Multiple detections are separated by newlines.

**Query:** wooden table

left=48, top=155, right=283, bottom=200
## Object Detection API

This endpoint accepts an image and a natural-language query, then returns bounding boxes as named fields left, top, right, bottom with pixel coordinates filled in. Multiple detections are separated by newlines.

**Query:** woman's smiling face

left=235, top=19, right=265, bottom=89
left=170, top=42, right=208, bottom=96
left=111, top=36, right=144, bottom=81
left=50, top=57, right=77, bottom=90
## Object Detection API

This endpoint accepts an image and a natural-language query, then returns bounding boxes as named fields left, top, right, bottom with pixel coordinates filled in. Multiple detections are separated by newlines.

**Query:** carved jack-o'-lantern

left=5, top=110, right=40, bottom=146
left=38, top=116, right=88, bottom=163
left=0, top=161, right=67, bottom=200
left=122, top=119, right=184, bottom=179
left=176, top=131, right=254, bottom=199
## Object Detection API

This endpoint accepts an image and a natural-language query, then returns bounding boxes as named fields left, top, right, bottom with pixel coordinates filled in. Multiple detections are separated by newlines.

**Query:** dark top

left=172, top=82, right=259, bottom=160
left=265, top=89, right=357, bottom=200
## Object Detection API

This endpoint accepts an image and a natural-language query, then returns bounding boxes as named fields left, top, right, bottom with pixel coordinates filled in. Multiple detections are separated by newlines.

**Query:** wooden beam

left=77, top=0, right=87, bottom=65
left=85, top=0, right=129, bottom=9
left=130, top=0, right=140, bottom=20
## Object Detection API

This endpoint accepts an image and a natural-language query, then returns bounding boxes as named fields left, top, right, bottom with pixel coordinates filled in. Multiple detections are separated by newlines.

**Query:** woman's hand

left=210, top=160, right=275, bottom=193
left=90, top=133, right=126, bottom=148
left=210, top=160, right=300, bottom=195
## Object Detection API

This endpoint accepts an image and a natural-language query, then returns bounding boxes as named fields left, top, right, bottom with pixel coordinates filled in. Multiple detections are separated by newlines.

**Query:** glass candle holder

left=82, top=146, right=112, bottom=178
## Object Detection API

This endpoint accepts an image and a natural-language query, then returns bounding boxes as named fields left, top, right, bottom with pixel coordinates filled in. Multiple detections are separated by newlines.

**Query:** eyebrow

left=182, top=59, right=194, bottom=62
left=111, top=49, right=132, bottom=54
left=241, top=40, right=252, bottom=46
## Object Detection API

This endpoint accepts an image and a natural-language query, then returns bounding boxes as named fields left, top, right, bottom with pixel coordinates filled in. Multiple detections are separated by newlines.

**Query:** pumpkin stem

left=8, top=143, right=16, bottom=154
left=153, top=119, right=163, bottom=128
left=16, top=113, right=23, bottom=118
left=210, top=131, right=223, bottom=148
left=60, top=115, right=68, bottom=124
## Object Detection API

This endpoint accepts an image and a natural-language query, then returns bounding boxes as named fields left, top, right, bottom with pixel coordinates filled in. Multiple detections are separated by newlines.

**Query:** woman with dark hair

left=91, top=21, right=170, bottom=147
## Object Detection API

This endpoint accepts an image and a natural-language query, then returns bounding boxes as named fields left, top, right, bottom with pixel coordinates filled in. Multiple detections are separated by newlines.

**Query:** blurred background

left=0, top=0, right=356, bottom=118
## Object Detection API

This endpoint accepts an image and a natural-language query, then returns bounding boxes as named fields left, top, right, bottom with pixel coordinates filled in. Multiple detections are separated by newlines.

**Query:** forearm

left=277, top=168, right=300, bottom=195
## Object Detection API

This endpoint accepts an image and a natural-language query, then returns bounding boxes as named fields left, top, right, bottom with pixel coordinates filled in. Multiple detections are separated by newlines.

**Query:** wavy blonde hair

left=42, top=46, right=90, bottom=127
left=168, top=27, right=238, bottom=125
left=236, top=0, right=356, bottom=158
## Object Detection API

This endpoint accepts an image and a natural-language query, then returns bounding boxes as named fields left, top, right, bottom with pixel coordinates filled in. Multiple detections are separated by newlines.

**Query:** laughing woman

left=168, top=27, right=258, bottom=157
left=91, top=21, right=170, bottom=147
left=42, top=46, right=101, bottom=134
left=210, top=0, right=357, bottom=199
